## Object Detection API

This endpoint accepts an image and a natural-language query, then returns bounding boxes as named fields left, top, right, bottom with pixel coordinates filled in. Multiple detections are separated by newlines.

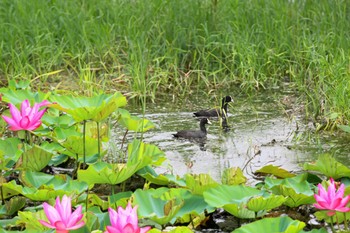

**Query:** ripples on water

left=111, top=92, right=350, bottom=183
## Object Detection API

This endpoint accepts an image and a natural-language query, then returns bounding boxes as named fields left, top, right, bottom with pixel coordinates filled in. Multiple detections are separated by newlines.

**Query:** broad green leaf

left=185, top=173, right=219, bottom=195
left=61, top=135, right=100, bottom=161
left=49, top=92, right=126, bottom=122
left=133, top=188, right=184, bottom=225
left=314, top=210, right=350, bottom=224
left=41, top=108, right=75, bottom=128
left=17, top=210, right=48, bottom=231
left=127, top=139, right=166, bottom=166
left=116, top=108, right=155, bottom=132
left=77, top=161, right=150, bottom=185
left=255, top=165, right=295, bottom=178
left=18, top=171, right=88, bottom=201
left=0, top=180, right=23, bottom=199
left=18, top=145, right=53, bottom=172
left=303, top=154, right=350, bottom=179
left=138, top=166, right=186, bottom=186
left=203, top=185, right=261, bottom=207
left=247, top=195, right=286, bottom=213
left=109, top=192, right=133, bottom=207
left=5, top=197, right=26, bottom=215
left=232, top=216, right=305, bottom=233
left=221, top=167, right=247, bottom=185
left=222, top=203, right=256, bottom=218
left=0, top=89, right=48, bottom=106
left=264, top=174, right=314, bottom=207
left=0, top=138, right=22, bottom=169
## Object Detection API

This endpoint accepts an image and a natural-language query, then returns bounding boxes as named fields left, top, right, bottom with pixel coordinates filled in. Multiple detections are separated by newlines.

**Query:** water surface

left=113, top=91, right=350, bottom=183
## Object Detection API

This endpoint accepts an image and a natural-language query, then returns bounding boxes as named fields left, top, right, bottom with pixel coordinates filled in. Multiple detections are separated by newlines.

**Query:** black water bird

left=173, top=118, right=211, bottom=139
left=193, top=95, right=234, bottom=118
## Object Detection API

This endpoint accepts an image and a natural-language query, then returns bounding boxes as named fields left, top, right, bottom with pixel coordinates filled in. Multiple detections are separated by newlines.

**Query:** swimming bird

left=173, top=118, right=211, bottom=139
left=193, top=95, right=234, bottom=118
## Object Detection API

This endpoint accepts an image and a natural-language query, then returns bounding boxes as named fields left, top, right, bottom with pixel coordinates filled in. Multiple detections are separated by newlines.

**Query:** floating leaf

left=221, top=167, right=247, bottom=185
left=303, top=154, right=350, bottom=179
left=255, top=165, right=295, bottom=178
left=232, top=216, right=305, bottom=233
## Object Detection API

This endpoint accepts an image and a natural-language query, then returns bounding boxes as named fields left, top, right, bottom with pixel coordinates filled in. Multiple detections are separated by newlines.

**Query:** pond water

left=112, top=89, right=350, bottom=183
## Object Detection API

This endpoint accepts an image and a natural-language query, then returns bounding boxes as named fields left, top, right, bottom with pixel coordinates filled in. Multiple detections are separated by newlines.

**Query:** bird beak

left=207, top=119, right=212, bottom=125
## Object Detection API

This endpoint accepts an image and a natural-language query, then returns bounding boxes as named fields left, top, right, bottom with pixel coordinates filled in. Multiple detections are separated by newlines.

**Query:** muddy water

left=113, top=91, right=350, bottom=183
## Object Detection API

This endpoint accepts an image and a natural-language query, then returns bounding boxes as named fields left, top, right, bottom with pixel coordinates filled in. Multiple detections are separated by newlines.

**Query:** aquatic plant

left=314, top=178, right=350, bottom=216
left=105, top=202, right=151, bottom=233
left=39, top=195, right=85, bottom=233
left=1, top=89, right=350, bottom=232
left=2, top=99, right=49, bottom=131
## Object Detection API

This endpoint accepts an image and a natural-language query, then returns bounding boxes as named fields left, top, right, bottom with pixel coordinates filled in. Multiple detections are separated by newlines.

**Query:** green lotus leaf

left=247, top=195, right=286, bottom=213
left=77, top=161, right=150, bottom=185
left=16, top=210, right=49, bottom=231
left=41, top=108, right=75, bottom=128
left=222, top=203, right=256, bottom=218
left=5, top=196, right=26, bottom=216
left=49, top=92, right=126, bottom=122
left=138, top=166, right=186, bottom=186
left=203, top=185, right=261, bottom=207
left=19, top=145, right=53, bottom=172
left=160, top=188, right=214, bottom=224
left=109, top=192, right=133, bottom=207
left=87, top=193, right=109, bottom=210
left=0, top=88, right=49, bottom=106
left=264, top=174, right=314, bottom=195
left=78, top=140, right=164, bottom=185
left=185, top=173, right=219, bottom=195
left=0, top=138, right=22, bottom=169
left=127, top=139, right=166, bottom=166
left=264, top=174, right=314, bottom=207
left=221, top=167, right=247, bottom=185
left=303, top=154, right=350, bottom=179
left=0, top=180, right=23, bottom=199
left=133, top=188, right=184, bottom=225
left=61, top=135, right=100, bottom=161
left=314, top=210, right=350, bottom=224
left=53, top=126, right=82, bottom=140
left=18, top=171, right=88, bottom=200
left=232, top=216, right=306, bottom=233
left=116, top=108, right=155, bottom=132
left=255, top=165, right=295, bottom=178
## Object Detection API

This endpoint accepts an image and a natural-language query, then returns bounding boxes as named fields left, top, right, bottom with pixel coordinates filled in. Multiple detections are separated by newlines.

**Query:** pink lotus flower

left=2, top=99, right=49, bottom=131
left=39, top=195, right=85, bottom=233
left=314, top=178, right=350, bottom=216
left=105, top=202, right=151, bottom=233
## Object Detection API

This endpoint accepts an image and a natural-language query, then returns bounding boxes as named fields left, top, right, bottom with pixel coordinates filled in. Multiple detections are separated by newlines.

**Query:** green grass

left=0, top=0, right=349, bottom=123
